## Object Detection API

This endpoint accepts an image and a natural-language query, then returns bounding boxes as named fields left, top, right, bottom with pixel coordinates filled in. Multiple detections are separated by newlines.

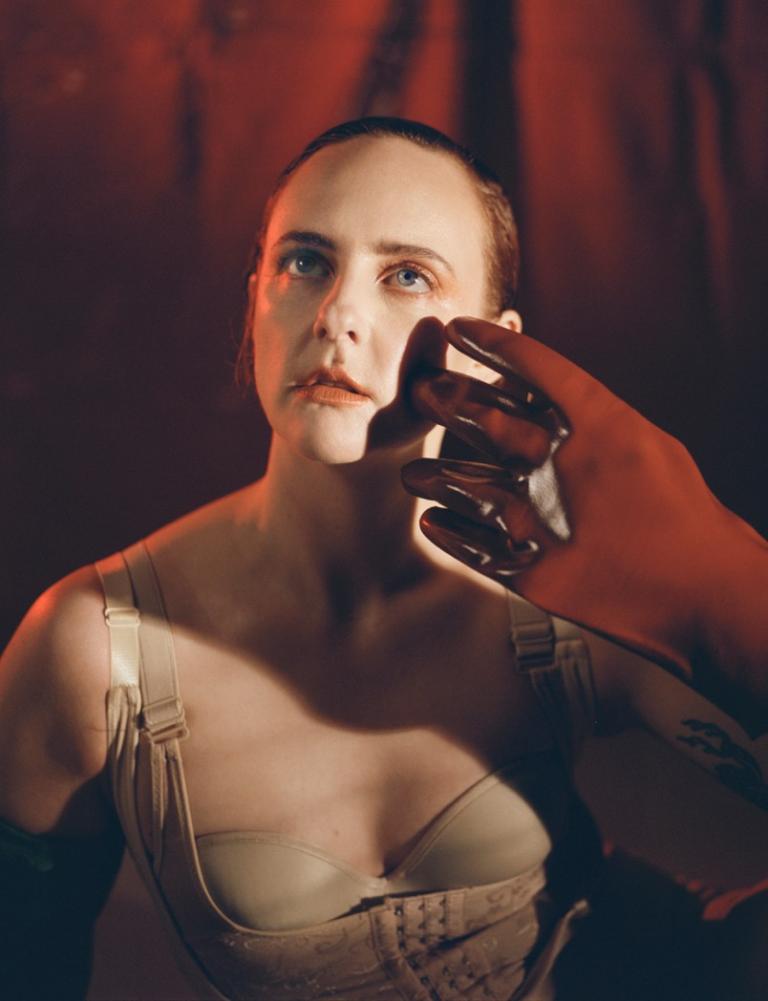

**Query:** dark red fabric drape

left=3, top=0, right=766, bottom=638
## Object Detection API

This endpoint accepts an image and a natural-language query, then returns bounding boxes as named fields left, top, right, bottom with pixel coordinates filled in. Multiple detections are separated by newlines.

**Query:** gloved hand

left=401, top=316, right=768, bottom=685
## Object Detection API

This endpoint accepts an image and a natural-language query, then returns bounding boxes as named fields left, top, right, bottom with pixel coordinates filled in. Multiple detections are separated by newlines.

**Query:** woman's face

left=250, top=135, right=500, bottom=464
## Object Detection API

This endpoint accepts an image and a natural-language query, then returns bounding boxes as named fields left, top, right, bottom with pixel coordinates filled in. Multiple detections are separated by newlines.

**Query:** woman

left=0, top=118, right=765, bottom=1000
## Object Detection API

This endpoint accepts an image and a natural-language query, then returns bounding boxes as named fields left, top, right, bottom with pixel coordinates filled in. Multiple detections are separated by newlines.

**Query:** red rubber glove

left=402, top=317, right=768, bottom=689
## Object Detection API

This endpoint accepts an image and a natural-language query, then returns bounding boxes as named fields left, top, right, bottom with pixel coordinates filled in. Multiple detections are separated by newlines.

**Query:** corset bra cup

left=196, top=751, right=567, bottom=931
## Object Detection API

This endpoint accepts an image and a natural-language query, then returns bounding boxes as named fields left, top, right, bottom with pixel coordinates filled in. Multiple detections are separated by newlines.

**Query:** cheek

left=250, top=322, right=288, bottom=408
left=445, top=343, right=475, bottom=377
left=366, top=300, right=463, bottom=403
left=367, top=321, right=426, bottom=405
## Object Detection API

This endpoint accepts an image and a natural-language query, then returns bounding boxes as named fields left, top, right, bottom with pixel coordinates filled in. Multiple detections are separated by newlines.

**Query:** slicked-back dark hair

left=238, top=117, right=519, bottom=384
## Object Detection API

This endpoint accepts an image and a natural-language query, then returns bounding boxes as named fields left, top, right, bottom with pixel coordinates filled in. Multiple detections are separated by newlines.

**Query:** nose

left=312, top=279, right=371, bottom=345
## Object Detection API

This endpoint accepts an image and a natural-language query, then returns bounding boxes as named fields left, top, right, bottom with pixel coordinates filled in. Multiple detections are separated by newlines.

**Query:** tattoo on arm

left=676, top=718, right=768, bottom=811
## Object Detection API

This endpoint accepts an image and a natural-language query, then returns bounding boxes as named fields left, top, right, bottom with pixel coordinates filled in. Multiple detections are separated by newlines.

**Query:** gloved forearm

left=402, top=317, right=768, bottom=726
left=0, top=817, right=123, bottom=1000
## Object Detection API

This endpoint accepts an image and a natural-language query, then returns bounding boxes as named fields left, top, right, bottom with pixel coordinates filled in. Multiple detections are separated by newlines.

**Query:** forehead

left=264, top=136, right=488, bottom=258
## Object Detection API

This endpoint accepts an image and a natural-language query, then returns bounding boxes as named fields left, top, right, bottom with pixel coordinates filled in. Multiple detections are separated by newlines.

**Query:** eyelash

left=275, top=249, right=436, bottom=292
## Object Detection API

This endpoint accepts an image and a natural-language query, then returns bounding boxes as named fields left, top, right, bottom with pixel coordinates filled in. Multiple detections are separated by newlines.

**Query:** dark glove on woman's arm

left=0, top=817, right=123, bottom=1001
left=402, top=317, right=768, bottom=730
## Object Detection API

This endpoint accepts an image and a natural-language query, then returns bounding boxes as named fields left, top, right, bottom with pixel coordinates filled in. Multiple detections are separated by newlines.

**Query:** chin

left=300, top=440, right=369, bottom=465
left=271, top=400, right=427, bottom=466
left=281, top=421, right=372, bottom=465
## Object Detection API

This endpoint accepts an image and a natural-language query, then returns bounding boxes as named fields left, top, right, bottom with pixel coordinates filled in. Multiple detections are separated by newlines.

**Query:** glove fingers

left=402, top=458, right=540, bottom=539
left=444, top=318, right=556, bottom=410
left=410, top=369, right=563, bottom=466
left=445, top=319, right=571, bottom=436
left=419, top=506, right=540, bottom=582
left=402, top=457, right=531, bottom=488
left=446, top=316, right=618, bottom=428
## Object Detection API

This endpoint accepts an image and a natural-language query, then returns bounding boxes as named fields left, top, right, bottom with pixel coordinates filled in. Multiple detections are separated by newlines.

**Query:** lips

left=294, top=366, right=372, bottom=398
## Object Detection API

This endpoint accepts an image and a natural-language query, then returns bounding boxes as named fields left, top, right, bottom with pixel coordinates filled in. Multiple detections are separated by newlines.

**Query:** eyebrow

left=274, top=230, right=455, bottom=275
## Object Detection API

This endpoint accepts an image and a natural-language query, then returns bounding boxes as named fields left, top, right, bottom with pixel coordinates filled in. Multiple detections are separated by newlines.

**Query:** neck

left=244, top=429, right=445, bottom=624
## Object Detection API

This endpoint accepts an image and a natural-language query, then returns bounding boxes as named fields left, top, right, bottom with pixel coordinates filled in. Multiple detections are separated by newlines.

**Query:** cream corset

left=196, top=752, right=567, bottom=931
left=97, top=541, right=600, bottom=1001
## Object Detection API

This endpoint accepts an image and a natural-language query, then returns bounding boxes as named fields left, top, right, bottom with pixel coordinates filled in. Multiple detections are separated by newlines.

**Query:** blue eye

left=390, top=266, right=433, bottom=293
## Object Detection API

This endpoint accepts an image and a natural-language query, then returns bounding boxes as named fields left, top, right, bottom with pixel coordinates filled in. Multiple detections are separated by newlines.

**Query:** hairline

left=254, top=133, right=502, bottom=317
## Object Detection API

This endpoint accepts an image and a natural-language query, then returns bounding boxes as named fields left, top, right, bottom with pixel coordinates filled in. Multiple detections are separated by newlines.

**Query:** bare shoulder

left=0, top=483, right=251, bottom=839
left=0, top=563, right=112, bottom=835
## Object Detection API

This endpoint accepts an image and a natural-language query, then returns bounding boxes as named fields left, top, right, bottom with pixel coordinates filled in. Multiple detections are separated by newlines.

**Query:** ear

left=495, top=308, right=523, bottom=333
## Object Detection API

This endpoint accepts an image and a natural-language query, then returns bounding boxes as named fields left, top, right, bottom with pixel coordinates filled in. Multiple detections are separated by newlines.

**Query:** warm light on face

left=250, top=136, right=493, bottom=464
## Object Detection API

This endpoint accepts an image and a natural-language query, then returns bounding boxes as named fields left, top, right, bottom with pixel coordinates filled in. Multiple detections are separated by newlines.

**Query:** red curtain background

left=2, top=2, right=767, bottom=996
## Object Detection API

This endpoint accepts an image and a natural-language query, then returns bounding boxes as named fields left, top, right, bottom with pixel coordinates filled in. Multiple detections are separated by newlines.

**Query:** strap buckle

left=512, top=618, right=555, bottom=670
left=507, top=596, right=556, bottom=671
left=142, top=695, right=189, bottom=742
left=104, top=606, right=140, bottom=627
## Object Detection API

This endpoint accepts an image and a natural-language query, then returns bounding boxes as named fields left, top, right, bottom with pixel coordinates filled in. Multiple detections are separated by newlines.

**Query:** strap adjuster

left=142, top=695, right=189, bottom=742
left=512, top=618, right=555, bottom=669
left=508, top=596, right=556, bottom=671
left=104, top=606, right=140, bottom=627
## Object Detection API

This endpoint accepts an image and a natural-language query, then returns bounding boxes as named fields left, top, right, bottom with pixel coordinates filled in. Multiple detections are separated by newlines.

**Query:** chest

left=162, top=584, right=555, bottom=877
